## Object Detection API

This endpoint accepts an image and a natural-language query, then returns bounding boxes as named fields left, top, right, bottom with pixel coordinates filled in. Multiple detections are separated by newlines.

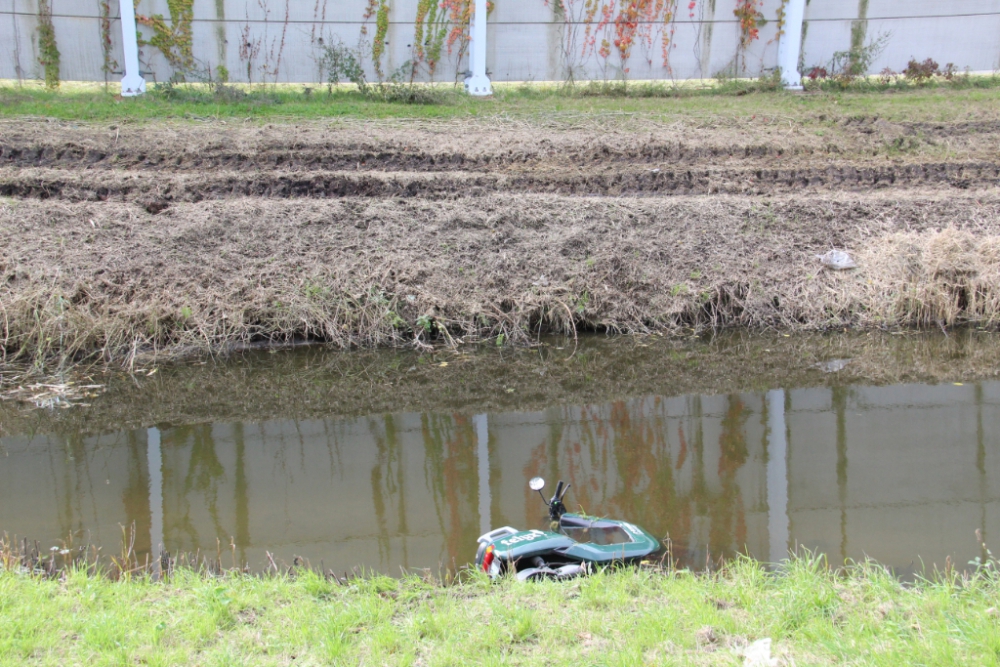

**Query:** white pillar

left=120, top=0, right=146, bottom=96
left=464, top=0, right=492, bottom=96
left=777, top=0, right=805, bottom=90
left=147, top=427, right=163, bottom=559
left=766, top=389, right=789, bottom=563
left=474, top=414, right=491, bottom=535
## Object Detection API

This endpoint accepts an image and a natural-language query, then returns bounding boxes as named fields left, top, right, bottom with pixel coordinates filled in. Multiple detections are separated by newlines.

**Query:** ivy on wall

left=356, top=0, right=492, bottom=83
left=548, top=0, right=679, bottom=78
left=135, top=0, right=195, bottom=73
left=99, top=0, right=120, bottom=86
left=37, top=0, right=61, bottom=89
left=775, top=0, right=789, bottom=36
left=732, top=0, right=764, bottom=70
left=364, top=0, right=391, bottom=77
left=413, top=0, right=448, bottom=76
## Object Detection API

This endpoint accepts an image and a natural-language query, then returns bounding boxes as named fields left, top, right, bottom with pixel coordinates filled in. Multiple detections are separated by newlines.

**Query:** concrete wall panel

left=3, top=0, right=997, bottom=84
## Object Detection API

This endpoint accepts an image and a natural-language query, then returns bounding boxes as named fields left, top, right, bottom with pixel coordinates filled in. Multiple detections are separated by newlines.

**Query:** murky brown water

left=2, top=333, right=1000, bottom=575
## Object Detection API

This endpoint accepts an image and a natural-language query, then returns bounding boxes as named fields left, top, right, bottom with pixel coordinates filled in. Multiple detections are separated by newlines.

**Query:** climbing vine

left=733, top=0, right=764, bottom=46
left=135, top=0, right=195, bottom=73
left=98, top=0, right=120, bottom=87
left=733, top=0, right=764, bottom=69
left=604, top=0, right=679, bottom=74
left=364, top=0, right=391, bottom=78
left=439, top=0, right=495, bottom=77
left=36, top=0, right=60, bottom=89
left=547, top=0, right=678, bottom=78
left=413, top=0, right=449, bottom=76
left=361, top=0, right=494, bottom=82
left=774, top=0, right=789, bottom=37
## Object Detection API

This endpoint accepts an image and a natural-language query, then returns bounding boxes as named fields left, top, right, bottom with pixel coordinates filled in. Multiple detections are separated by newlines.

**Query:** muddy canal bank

left=2, top=117, right=1000, bottom=364
left=3, top=331, right=1000, bottom=437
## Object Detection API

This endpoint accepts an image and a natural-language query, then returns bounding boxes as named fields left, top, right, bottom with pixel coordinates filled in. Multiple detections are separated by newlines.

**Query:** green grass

left=2, top=76, right=1000, bottom=124
left=2, top=556, right=999, bottom=666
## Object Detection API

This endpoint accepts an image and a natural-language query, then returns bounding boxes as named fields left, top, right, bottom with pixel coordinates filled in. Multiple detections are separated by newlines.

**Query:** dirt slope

left=1, top=110, right=1000, bottom=364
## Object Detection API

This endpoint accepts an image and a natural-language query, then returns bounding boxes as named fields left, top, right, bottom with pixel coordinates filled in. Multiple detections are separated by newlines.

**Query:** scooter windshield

left=559, top=516, right=634, bottom=546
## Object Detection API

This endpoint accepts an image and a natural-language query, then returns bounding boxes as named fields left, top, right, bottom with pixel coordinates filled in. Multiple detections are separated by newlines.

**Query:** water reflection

left=2, top=381, right=999, bottom=574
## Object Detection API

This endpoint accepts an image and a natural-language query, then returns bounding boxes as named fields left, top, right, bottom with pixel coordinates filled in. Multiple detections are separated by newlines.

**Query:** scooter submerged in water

left=474, top=477, right=662, bottom=581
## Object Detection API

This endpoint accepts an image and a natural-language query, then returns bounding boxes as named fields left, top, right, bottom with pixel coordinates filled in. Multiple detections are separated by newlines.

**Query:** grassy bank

left=2, top=555, right=999, bottom=666
left=2, top=76, right=999, bottom=123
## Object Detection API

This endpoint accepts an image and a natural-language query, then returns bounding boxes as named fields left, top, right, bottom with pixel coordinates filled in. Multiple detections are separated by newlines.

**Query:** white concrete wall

left=1, top=0, right=998, bottom=84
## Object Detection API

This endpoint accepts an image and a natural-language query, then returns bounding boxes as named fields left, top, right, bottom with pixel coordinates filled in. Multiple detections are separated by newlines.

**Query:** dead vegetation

left=1, top=115, right=1000, bottom=368
left=3, top=192, right=1000, bottom=367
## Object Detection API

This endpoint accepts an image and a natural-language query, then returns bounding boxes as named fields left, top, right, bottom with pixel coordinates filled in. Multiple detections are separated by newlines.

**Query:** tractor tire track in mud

left=3, top=116, right=1000, bottom=172
left=2, top=161, right=998, bottom=204
left=1, top=116, right=999, bottom=205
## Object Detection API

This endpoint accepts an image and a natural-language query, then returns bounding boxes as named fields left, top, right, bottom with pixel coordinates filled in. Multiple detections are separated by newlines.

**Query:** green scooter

left=474, top=476, right=662, bottom=581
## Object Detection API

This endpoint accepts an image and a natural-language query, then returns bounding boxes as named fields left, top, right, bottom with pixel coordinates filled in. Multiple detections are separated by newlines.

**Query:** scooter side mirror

left=529, top=477, right=545, bottom=491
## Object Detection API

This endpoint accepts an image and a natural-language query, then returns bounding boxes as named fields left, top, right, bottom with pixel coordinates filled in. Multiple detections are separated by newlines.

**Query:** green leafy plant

left=364, top=0, right=391, bottom=78
left=136, top=0, right=196, bottom=73
left=320, top=40, right=371, bottom=94
left=36, top=0, right=60, bottom=89
left=416, top=314, right=434, bottom=332
left=827, top=31, right=890, bottom=84
left=413, top=0, right=449, bottom=78
left=320, top=40, right=444, bottom=104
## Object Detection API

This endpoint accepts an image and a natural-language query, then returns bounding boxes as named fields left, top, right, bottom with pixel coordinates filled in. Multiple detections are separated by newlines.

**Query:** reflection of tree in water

left=367, top=414, right=408, bottom=567
left=51, top=430, right=93, bottom=541
left=523, top=394, right=752, bottom=564
left=173, top=424, right=227, bottom=549
left=364, top=413, right=478, bottom=570
left=521, top=418, right=566, bottom=524
left=420, top=414, right=477, bottom=568
left=121, top=429, right=152, bottom=554
left=47, top=429, right=131, bottom=546
left=712, top=396, right=749, bottom=554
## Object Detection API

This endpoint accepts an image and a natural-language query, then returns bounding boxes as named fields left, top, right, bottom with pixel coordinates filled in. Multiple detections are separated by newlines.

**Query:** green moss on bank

left=2, top=557, right=999, bottom=666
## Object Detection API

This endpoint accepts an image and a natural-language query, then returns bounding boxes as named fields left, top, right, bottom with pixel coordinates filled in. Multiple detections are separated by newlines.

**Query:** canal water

left=2, top=333, right=999, bottom=576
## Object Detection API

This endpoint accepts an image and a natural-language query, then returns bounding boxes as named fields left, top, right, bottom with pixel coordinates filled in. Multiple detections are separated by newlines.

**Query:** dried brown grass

left=0, top=193, right=1000, bottom=364
left=860, top=228, right=1000, bottom=327
left=3, top=192, right=1000, bottom=367
left=4, top=112, right=1000, bottom=369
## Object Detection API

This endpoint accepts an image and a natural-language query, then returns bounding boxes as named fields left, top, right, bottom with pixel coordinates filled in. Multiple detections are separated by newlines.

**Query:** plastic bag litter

left=743, top=638, right=778, bottom=667
left=816, top=249, right=857, bottom=270
left=816, top=359, right=850, bottom=373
